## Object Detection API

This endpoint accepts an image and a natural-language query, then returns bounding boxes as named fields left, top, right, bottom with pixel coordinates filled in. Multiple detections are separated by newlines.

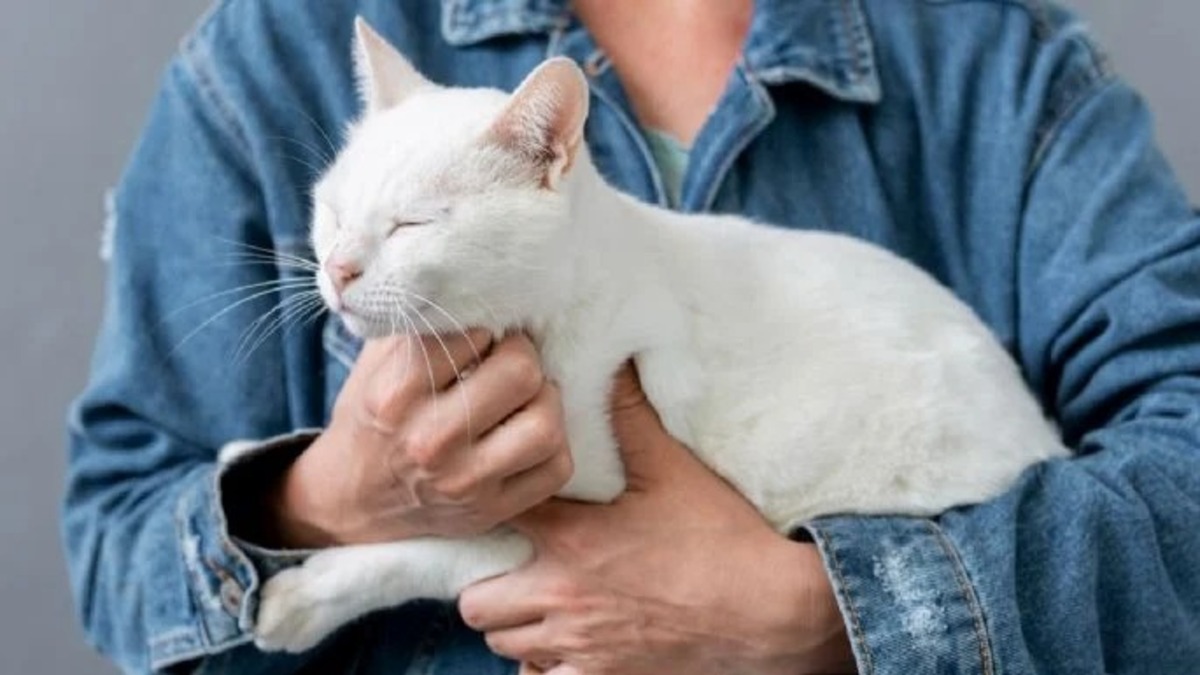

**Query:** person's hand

left=267, top=331, right=574, bottom=548
left=459, top=364, right=857, bottom=675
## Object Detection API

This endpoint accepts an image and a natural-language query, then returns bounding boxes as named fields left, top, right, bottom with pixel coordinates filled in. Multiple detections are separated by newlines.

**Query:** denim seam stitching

left=925, top=520, right=996, bottom=675
left=174, top=471, right=219, bottom=649
left=176, top=8, right=256, bottom=174
left=697, top=65, right=777, bottom=212
left=1026, top=39, right=1116, bottom=179
left=209, top=462, right=262, bottom=631
left=836, top=0, right=866, bottom=80
left=588, top=83, right=669, bottom=208
left=180, top=56, right=250, bottom=159
left=443, top=0, right=562, bottom=44
left=149, top=635, right=254, bottom=673
left=813, top=527, right=877, bottom=675
left=156, top=470, right=253, bottom=668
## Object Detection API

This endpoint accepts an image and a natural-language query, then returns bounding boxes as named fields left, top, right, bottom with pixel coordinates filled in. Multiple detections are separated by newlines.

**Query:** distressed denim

left=63, top=0, right=1200, bottom=673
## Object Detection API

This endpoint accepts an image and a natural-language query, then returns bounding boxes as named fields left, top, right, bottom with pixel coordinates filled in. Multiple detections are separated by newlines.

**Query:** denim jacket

left=63, top=0, right=1200, bottom=673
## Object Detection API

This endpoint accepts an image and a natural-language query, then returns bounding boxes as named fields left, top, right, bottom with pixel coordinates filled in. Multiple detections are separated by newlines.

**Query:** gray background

left=0, top=2, right=1194, bottom=673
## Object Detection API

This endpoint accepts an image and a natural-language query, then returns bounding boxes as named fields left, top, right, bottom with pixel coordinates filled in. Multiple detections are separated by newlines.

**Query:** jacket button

left=219, top=578, right=244, bottom=616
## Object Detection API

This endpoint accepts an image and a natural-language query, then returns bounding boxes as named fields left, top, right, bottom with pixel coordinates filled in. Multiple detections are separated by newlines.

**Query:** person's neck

left=571, top=0, right=753, bottom=144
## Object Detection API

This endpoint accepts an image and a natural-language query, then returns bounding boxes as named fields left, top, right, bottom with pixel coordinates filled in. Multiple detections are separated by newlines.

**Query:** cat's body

left=532, top=168, right=1062, bottom=524
left=250, top=20, right=1066, bottom=652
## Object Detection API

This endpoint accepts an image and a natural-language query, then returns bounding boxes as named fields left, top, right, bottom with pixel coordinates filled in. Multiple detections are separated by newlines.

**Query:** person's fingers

left=432, top=336, right=549, bottom=443
left=518, top=662, right=573, bottom=675
left=471, top=381, right=566, bottom=474
left=403, top=377, right=567, bottom=492
left=608, top=361, right=649, bottom=413
left=606, top=361, right=683, bottom=483
left=460, top=571, right=554, bottom=631
left=400, top=328, right=494, bottom=391
left=518, top=659, right=570, bottom=675
left=517, top=662, right=544, bottom=675
left=607, top=361, right=666, bottom=443
left=481, top=622, right=557, bottom=664
left=491, top=450, right=575, bottom=521
left=361, top=329, right=493, bottom=424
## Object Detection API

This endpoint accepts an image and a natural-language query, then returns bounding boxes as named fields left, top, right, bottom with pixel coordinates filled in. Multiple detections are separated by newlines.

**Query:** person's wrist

left=264, top=425, right=384, bottom=547
left=752, top=537, right=856, bottom=675
left=221, top=435, right=332, bottom=550
left=266, top=432, right=349, bottom=549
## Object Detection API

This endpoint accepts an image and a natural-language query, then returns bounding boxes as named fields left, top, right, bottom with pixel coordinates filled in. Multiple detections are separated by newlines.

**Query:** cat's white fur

left=252, top=19, right=1067, bottom=652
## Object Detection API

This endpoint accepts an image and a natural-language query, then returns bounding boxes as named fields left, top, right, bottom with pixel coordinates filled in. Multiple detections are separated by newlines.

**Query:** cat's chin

left=338, top=313, right=402, bottom=339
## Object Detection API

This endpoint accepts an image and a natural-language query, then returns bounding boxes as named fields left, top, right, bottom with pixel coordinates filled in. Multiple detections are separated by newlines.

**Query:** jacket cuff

left=801, top=517, right=996, bottom=675
left=218, top=430, right=323, bottom=577
left=159, top=431, right=319, bottom=670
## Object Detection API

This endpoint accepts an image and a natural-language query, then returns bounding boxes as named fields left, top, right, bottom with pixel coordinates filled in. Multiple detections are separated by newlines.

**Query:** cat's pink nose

left=325, top=258, right=363, bottom=295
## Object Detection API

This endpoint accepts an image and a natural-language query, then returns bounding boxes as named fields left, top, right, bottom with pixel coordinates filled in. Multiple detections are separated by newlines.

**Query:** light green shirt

left=643, top=127, right=690, bottom=208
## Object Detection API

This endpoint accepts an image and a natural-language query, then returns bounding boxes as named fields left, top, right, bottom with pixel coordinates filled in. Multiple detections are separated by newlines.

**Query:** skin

left=462, top=365, right=856, bottom=675
left=573, top=0, right=754, bottom=144
left=268, top=0, right=857, bottom=671
left=268, top=331, right=575, bottom=547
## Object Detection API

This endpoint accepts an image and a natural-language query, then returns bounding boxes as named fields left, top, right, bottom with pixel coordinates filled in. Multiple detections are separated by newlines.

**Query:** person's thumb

left=607, top=361, right=680, bottom=483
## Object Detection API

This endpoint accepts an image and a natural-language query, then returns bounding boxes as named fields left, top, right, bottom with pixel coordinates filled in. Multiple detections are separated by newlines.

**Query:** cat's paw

left=254, top=565, right=353, bottom=653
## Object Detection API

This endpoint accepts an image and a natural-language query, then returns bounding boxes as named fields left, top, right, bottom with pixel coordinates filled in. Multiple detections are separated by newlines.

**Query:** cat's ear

left=353, top=16, right=430, bottom=113
left=489, top=57, right=590, bottom=189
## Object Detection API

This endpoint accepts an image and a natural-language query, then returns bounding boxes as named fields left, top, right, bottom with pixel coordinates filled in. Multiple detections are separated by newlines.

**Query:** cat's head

left=311, top=18, right=590, bottom=338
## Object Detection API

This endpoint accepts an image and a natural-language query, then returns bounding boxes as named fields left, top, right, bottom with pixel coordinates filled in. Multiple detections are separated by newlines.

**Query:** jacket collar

left=440, top=0, right=882, bottom=104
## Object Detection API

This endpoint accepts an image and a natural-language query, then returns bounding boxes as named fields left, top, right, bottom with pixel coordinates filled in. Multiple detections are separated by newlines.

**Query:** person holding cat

left=64, top=1, right=1200, bottom=675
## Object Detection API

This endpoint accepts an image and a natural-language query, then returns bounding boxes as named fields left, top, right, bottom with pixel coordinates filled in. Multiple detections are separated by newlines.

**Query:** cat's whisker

left=384, top=299, right=422, bottom=403
left=219, top=253, right=321, bottom=272
left=220, top=260, right=315, bottom=280
left=399, top=295, right=474, bottom=444
left=235, top=291, right=325, bottom=364
left=279, top=152, right=331, bottom=180
left=266, top=135, right=335, bottom=168
left=213, top=238, right=318, bottom=269
left=240, top=295, right=326, bottom=364
left=169, top=284, right=319, bottom=357
left=274, top=291, right=325, bottom=330
left=400, top=289, right=483, bottom=367
left=387, top=295, right=440, bottom=419
left=214, top=261, right=319, bottom=275
left=271, top=292, right=327, bottom=338
left=380, top=298, right=414, bottom=399
left=163, top=279, right=316, bottom=324
left=234, top=295, right=297, bottom=359
left=285, top=103, right=340, bottom=161
left=297, top=299, right=329, bottom=332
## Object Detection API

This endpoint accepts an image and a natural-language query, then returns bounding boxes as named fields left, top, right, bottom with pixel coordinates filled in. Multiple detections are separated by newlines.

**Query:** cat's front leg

left=254, top=530, right=532, bottom=653
left=556, top=371, right=627, bottom=503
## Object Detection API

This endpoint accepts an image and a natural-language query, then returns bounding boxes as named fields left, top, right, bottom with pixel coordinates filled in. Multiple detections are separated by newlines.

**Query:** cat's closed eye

left=389, top=218, right=433, bottom=236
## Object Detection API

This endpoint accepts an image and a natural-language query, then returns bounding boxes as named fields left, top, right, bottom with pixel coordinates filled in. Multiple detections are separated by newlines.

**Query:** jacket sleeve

left=805, top=57, right=1200, bottom=675
left=61, top=46, right=319, bottom=674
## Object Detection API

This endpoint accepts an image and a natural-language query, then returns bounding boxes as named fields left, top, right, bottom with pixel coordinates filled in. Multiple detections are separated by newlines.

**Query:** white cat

left=250, top=18, right=1067, bottom=652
